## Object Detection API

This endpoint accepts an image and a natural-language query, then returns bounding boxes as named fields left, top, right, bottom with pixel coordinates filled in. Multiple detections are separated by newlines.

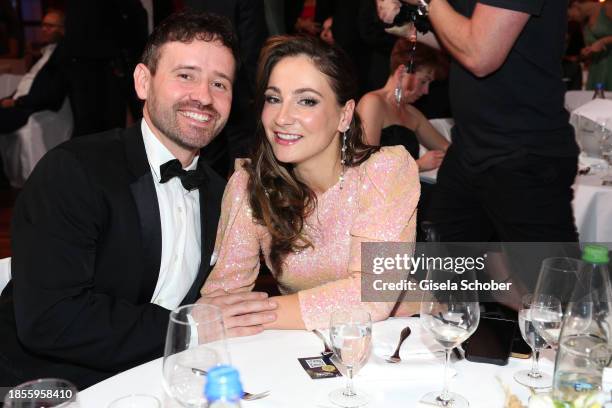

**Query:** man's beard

left=148, top=96, right=221, bottom=150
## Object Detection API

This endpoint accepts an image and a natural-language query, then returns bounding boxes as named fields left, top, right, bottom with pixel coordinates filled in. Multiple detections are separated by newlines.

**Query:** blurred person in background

left=64, top=0, right=148, bottom=136
left=0, top=9, right=65, bottom=133
left=568, top=0, right=612, bottom=90
left=292, top=0, right=320, bottom=36
left=358, top=39, right=449, bottom=173
left=320, top=16, right=334, bottom=44
left=0, top=0, right=22, bottom=58
left=563, top=19, right=585, bottom=90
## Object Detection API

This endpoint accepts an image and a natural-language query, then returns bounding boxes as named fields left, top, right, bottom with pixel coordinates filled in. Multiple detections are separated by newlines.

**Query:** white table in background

left=81, top=318, right=552, bottom=408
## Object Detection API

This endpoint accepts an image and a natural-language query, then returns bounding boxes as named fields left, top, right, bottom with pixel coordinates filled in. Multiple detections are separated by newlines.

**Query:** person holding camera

left=377, top=0, right=579, bottom=243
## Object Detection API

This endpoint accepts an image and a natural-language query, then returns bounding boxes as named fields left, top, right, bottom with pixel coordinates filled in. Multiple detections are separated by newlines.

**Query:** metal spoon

left=385, top=326, right=412, bottom=363
left=312, top=329, right=334, bottom=357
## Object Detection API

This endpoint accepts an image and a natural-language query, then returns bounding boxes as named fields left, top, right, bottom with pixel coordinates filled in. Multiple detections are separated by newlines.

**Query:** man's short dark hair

left=141, top=11, right=240, bottom=75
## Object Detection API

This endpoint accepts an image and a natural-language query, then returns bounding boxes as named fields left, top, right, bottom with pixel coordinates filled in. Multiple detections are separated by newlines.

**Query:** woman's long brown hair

left=244, top=35, right=379, bottom=276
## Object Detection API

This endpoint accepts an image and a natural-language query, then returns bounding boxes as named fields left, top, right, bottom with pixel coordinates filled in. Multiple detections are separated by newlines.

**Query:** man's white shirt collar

left=140, top=118, right=199, bottom=183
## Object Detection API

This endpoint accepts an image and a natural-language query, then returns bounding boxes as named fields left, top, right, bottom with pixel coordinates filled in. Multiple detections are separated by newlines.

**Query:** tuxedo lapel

left=124, top=126, right=162, bottom=304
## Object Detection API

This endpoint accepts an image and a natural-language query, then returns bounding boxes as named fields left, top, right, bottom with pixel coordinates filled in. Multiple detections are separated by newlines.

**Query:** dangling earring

left=394, top=84, right=402, bottom=106
left=339, top=130, right=347, bottom=190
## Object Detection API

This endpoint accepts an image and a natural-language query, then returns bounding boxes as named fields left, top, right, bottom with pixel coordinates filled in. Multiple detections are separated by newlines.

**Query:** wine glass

left=329, top=308, right=372, bottom=408
left=162, top=303, right=229, bottom=408
left=514, top=294, right=553, bottom=388
left=3, top=378, right=79, bottom=407
left=531, top=257, right=583, bottom=348
left=420, top=268, right=480, bottom=408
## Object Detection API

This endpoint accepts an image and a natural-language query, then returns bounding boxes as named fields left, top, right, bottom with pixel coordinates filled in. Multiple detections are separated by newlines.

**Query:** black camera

left=387, top=3, right=431, bottom=34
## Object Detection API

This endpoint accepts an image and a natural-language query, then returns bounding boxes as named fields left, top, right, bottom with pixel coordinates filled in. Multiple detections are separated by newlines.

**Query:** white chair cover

left=0, top=73, right=23, bottom=98
left=0, top=98, right=73, bottom=188
left=0, top=257, right=10, bottom=294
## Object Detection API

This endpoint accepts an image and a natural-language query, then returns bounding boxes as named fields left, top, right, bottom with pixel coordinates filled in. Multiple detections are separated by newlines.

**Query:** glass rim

left=540, top=257, right=584, bottom=272
left=8, top=377, right=77, bottom=390
left=109, top=394, right=161, bottom=406
left=169, top=303, right=223, bottom=326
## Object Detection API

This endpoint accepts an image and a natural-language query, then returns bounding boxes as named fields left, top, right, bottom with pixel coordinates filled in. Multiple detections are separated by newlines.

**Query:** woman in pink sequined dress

left=201, top=36, right=420, bottom=330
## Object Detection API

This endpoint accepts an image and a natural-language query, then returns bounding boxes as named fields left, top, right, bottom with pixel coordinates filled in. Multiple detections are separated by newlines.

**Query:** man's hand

left=196, top=291, right=277, bottom=337
left=0, top=98, right=15, bottom=108
left=376, top=0, right=403, bottom=24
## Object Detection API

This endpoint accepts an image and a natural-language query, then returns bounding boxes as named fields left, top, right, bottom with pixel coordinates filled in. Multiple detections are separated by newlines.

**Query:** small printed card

left=298, top=356, right=342, bottom=379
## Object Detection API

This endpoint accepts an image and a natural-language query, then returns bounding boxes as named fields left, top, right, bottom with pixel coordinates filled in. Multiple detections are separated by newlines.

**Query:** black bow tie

left=159, top=159, right=206, bottom=191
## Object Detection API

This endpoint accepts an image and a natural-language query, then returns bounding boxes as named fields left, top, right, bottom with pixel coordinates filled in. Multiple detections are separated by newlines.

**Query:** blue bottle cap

left=596, top=82, right=604, bottom=90
left=204, top=365, right=243, bottom=402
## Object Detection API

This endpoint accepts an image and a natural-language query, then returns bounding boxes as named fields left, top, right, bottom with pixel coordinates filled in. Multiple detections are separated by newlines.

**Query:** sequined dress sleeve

left=201, top=164, right=264, bottom=294
left=297, top=146, right=420, bottom=329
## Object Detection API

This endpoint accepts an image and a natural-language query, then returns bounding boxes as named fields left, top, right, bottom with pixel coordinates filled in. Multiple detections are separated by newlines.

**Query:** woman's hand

left=196, top=291, right=278, bottom=337
left=417, top=150, right=446, bottom=171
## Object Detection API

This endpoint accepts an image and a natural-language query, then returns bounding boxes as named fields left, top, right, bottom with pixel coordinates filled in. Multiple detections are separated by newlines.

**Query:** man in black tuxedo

left=0, top=11, right=277, bottom=392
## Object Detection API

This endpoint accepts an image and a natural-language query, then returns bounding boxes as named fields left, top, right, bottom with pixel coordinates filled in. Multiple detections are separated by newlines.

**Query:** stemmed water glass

left=162, top=303, right=230, bottom=408
left=514, top=294, right=554, bottom=388
left=329, top=308, right=373, bottom=408
left=420, top=269, right=480, bottom=408
left=530, top=257, right=583, bottom=350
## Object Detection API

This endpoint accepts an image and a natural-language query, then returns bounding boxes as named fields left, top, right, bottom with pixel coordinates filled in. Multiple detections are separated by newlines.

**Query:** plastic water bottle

left=593, top=83, right=606, bottom=99
left=205, top=365, right=243, bottom=408
left=552, top=245, right=612, bottom=404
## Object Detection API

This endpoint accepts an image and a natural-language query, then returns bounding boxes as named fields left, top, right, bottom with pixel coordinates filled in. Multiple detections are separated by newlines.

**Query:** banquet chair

left=0, top=98, right=73, bottom=188
left=0, top=257, right=10, bottom=294
left=0, top=73, right=23, bottom=99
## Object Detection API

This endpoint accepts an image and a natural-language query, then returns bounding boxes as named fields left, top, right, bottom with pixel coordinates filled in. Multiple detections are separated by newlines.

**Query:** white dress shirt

left=13, top=44, right=57, bottom=99
left=141, top=119, right=202, bottom=310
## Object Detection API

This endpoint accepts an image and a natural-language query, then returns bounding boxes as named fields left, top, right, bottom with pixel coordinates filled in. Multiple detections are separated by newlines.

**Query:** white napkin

left=359, top=319, right=454, bottom=381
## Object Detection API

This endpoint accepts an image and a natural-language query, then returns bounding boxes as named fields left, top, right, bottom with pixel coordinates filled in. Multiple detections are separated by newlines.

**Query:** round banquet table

left=80, top=318, right=554, bottom=408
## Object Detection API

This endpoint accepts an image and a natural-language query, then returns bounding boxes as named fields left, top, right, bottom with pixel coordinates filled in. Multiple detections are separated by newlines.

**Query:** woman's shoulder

left=224, top=160, right=251, bottom=197
left=358, top=146, right=417, bottom=188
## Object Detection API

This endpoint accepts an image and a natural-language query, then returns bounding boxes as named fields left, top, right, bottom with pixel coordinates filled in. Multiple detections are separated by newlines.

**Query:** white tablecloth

left=565, top=90, right=612, bottom=113
left=80, top=318, right=553, bottom=408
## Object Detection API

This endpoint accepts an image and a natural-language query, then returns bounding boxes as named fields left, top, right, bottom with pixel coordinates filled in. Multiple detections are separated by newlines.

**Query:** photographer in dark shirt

left=378, top=0, right=579, bottom=243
